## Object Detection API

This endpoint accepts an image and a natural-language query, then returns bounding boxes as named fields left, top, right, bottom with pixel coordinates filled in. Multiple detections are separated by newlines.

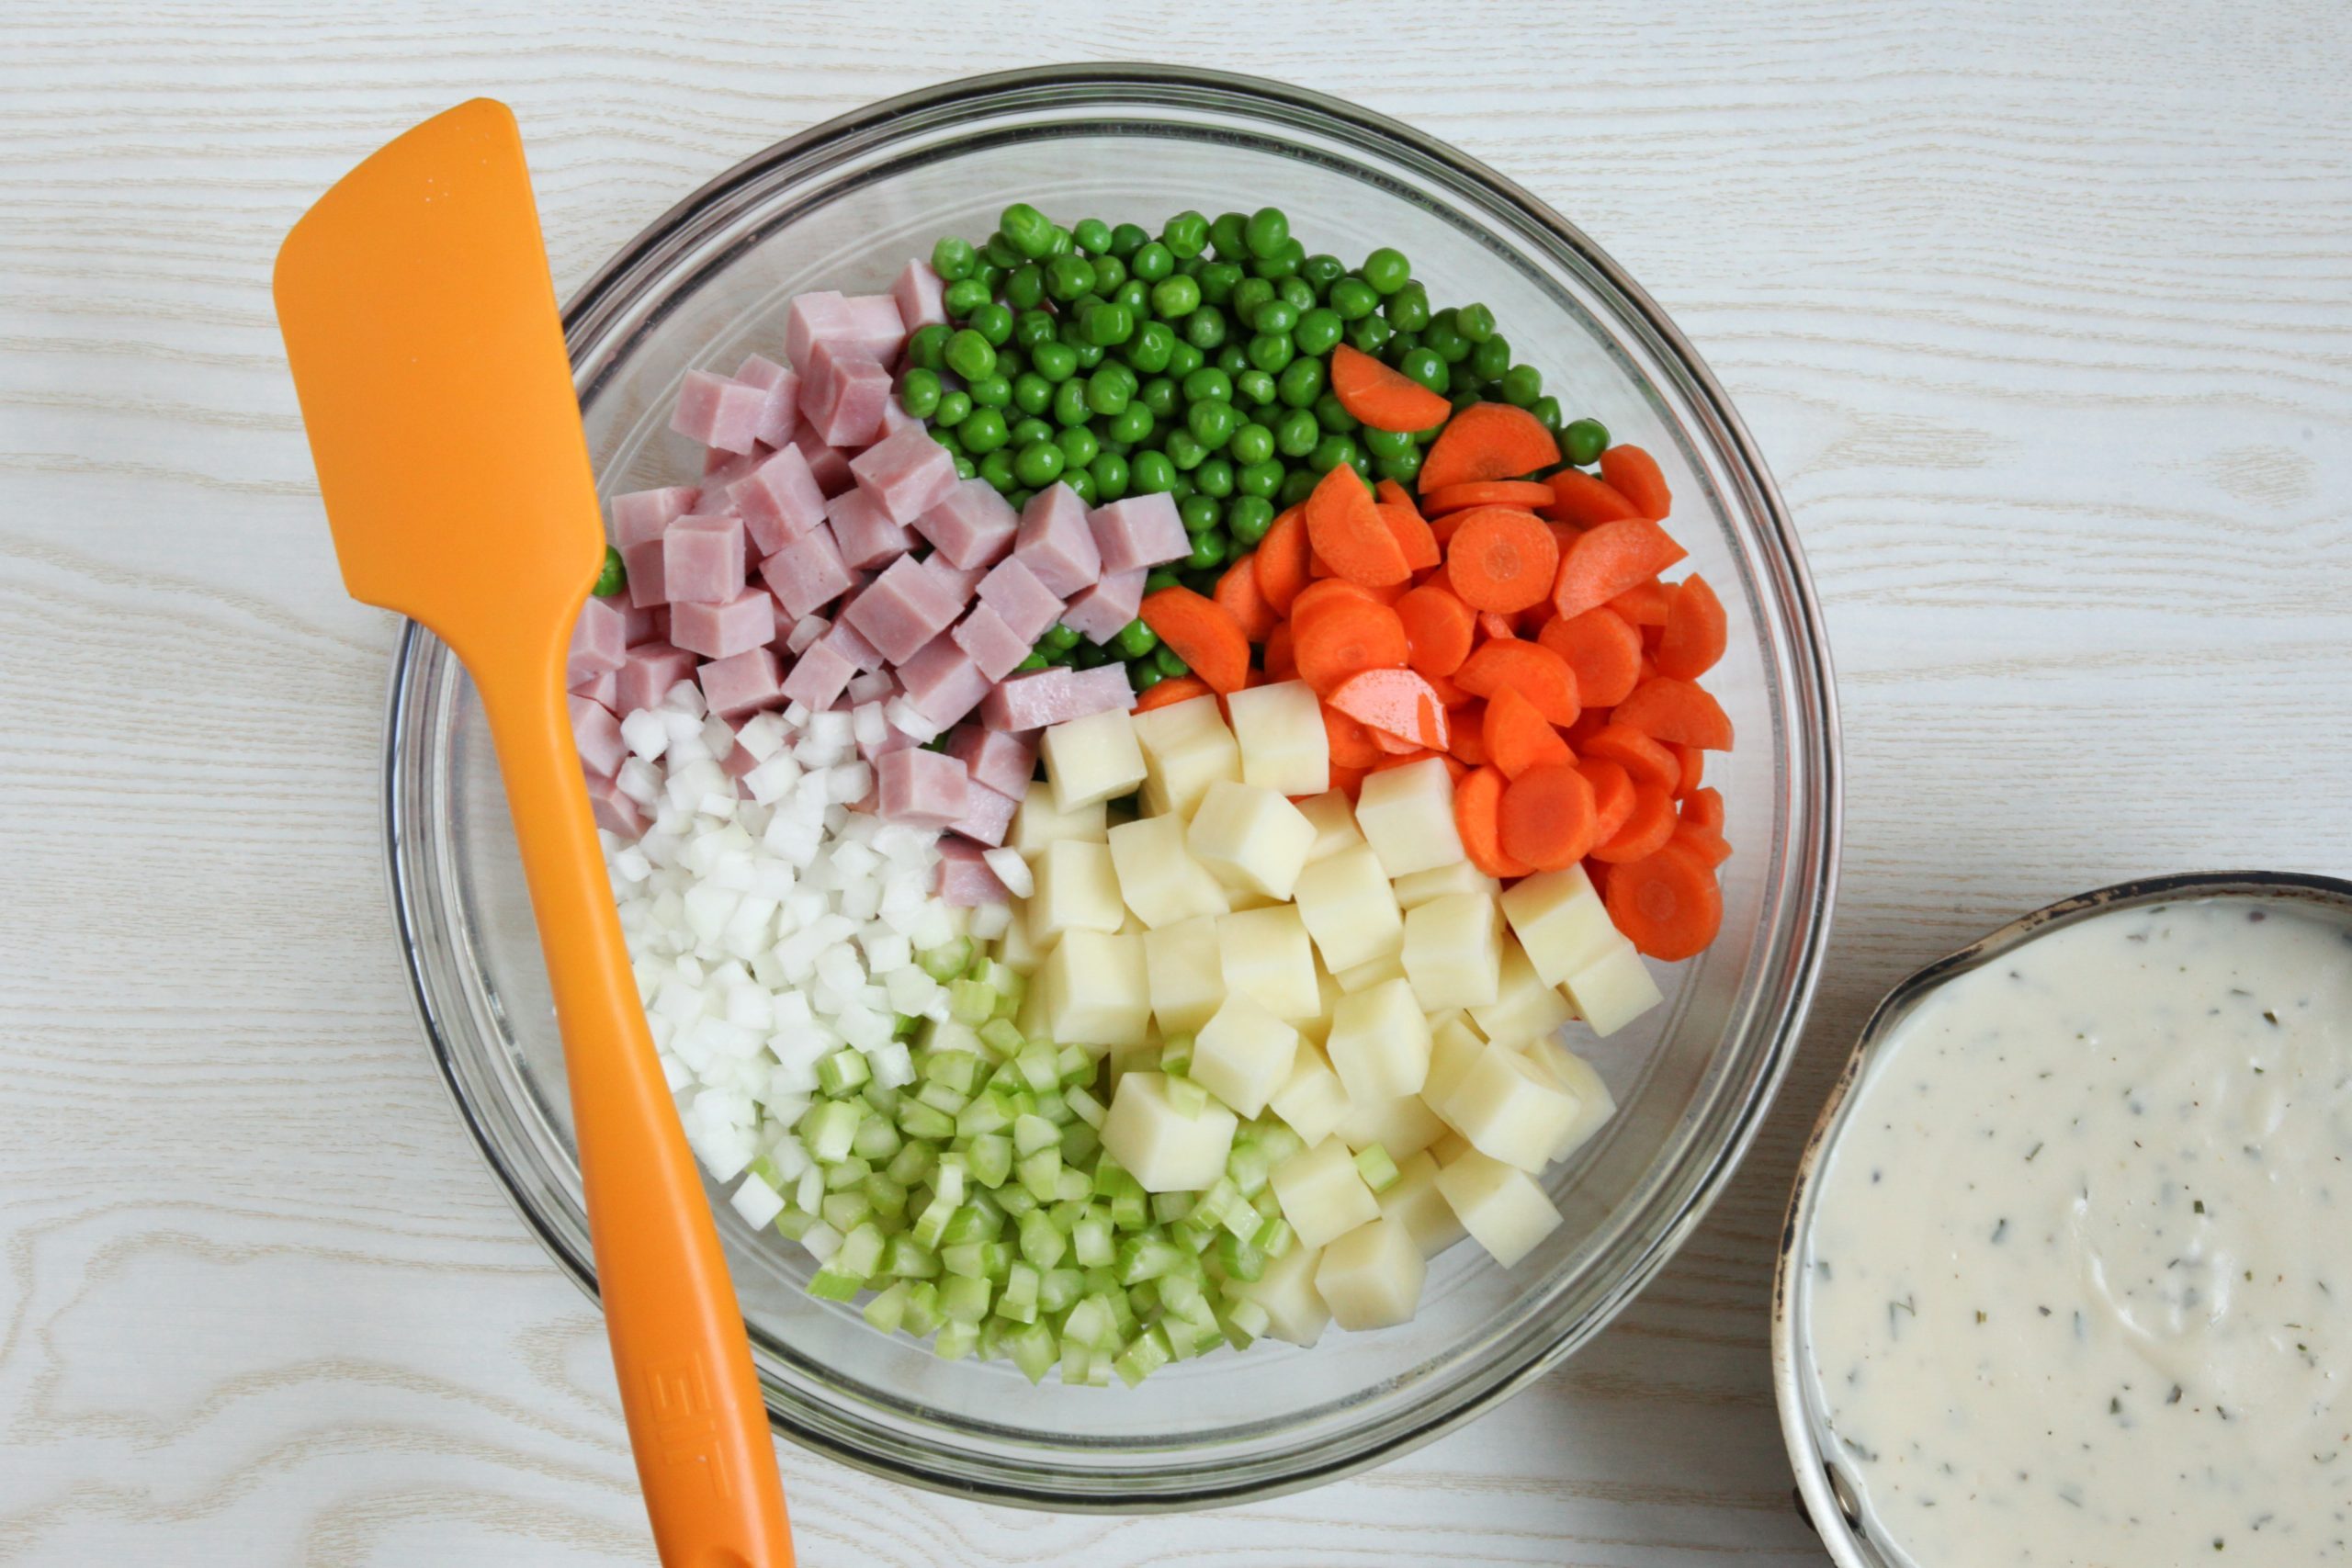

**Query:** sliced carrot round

left=1215, top=554, right=1277, bottom=643
left=1322, top=703, right=1385, bottom=769
left=1306, top=464, right=1410, bottom=587
left=1590, top=782, right=1678, bottom=864
left=1670, top=741, right=1705, bottom=798
left=1449, top=702, right=1490, bottom=766
left=1134, top=674, right=1214, bottom=713
left=1453, top=639, right=1579, bottom=728
left=1609, top=579, right=1672, bottom=627
left=1536, top=607, right=1645, bottom=709
left=1543, top=468, right=1643, bottom=527
left=1377, top=503, right=1442, bottom=571
left=1552, top=517, right=1690, bottom=621
left=1497, top=762, right=1598, bottom=872
left=1581, top=722, right=1682, bottom=793
left=1656, top=574, right=1728, bottom=680
left=1482, top=684, right=1572, bottom=780
left=1253, top=505, right=1312, bottom=614
left=1419, top=479, right=1556, bottom=515
left=1395, top=584, right=1475, bottom=678
left=1140, top=586, right=1250, bottom=694
left=1262, top=620, right=1296, bottom=681
left=1293, top=598, right=1410, bottom=696
left=1599, top=444, right=1672, bottom=518
left=1613, top=675, right=1735, bottom=750
left=1419, top=403, right=1560, bottom=493
left=1443, top=506, right=1560, bottom=614
left=1329, top=668, right=1450, bottom=751
left=1454, top=764, right=1532, bottom=879
left=1680, top=785, right=1724, bottom=835
left=1576, top=757, right=1635, bottom=845
left=1604, top=842, right=1722, bottom=961
left=1330, top=343, right=1454, bottom=433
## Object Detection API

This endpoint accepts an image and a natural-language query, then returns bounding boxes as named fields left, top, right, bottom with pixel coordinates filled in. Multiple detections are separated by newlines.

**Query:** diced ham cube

left=933, top=837, right=1011, bottom=906
left=951, top=604, right=1032, bottom=681
left=570, top=693, right=628, bottom=776
left=875, top=395, right=922, bottom=441
left=858, top=721, right=918, bottom=768
left=921, top=553, right=987, bottom=605
left=898, top=635, right=992, bottom=728
left=1064, top=663, right=1141, bottom=717
left=827, top=487, right=916, bottom=571
left=817, top=615, right=884, bottom=676
left=669, top=586, right=775, bottom=660
left=875, top=748, right=968, bottom=829
left=698, top=647, right=785, bottom=718
left=1012, top=482, right=1101, bottom=596
left=842, top=555, right=961, bottom=666
left=982, top=665, right=1136, bottom=732
left=617, top=641, right=697, bottom=716
left=792, top=429, right=854, bottom=497
left=784, top=291, right=855, bottom=369
left=671, top=370, right=766, bottom=455
left=731, top=354, right=802, bottom=449
left=758, top=525, right=851, bottom=618
left=622, top=540, right=668, bottom=609
left=610, top=486, right=699, bottom=548
left=729, top=443, right=828, bottom=555
left=567, top=595, right=628, bottom=686
left=621, top=600, right=661, bottom=646
left=890, top=259, right=948, bottom=333
left=975, top=555, right=1063, bottom=643
left=915, top=479, right=1019, bottom=570
left=800, top=339, right=890, bottom=449
left=662, top=515, right=747, bottom=605
left=779, top=638, right=855, bottom=711
left=1087, top=493, right=1190, bottom=574
left=849, top=423, right=958, bottom=525
left=570, top=667, right=618, bottom=712
left=946, top=782, right=1018, bottom=847
left=1058, top=568, right=1146, bottom=645
left=844, top=296, right=908, bottom=361
left=585, top=771, right=648, bottom=839
left=945, top=726, right=1036, bottom=799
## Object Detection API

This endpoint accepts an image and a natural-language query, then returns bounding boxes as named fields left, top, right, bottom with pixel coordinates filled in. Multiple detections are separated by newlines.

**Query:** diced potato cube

left=1468, top=937, right=1575, bottom=1047
left=1401, top=892, right=1503, bottom=1011
left=1377, top=1149, right=1467, bottom=1258
left=1142, top=916, right=1224, bottom=1035
left=1042, top=708, right=1146, bottom=812
left=1435, top=1148, right=1562, bottom=1267
left=1268, top=1043, right=1350, bottom=1145
left=1186, top=781, right=1316, bottom=899
left=1101, top=1070, right=1238, bottom=1191
left=1436, top=1042, right=1581, bottom=1171
left=1028, top=839, right=1125, bottom=942
left=1313, top=1216, right=1425, bottom=1331
left=1012, top=779, right=1107, bottom=858
left=1293, top=790, right=1363, bottom=864
left=1190, top=991, right=1300, bottom=1120
left=1420, top=1010, right=1488, bottom=1134
left=1292, top=843, right=1404, bottom=974
left=1038, top=928, right=1149, bottom=1048
left=1353, top=756, right=1464, bottom=878
left=1332, top=948, right=1407, bottom=995
left=1298, top=959, right=1342, bottom=1049
left=1498, top=865, right=1619, bottom=987
left=1270, top=1135, right=1380, bottom=1249
left=1224, top=679, right=1329, bottom=796
left=995, top=910, right=1047, bottom=975
left=1522, top=1038, right=1619, bottom=1162
left=1391, top=860, right=1499, bottom=910
left=1334, top=1092, right=1447, bottom=1159
left=1216, top=905, right=1319, bottom=1022
left=1106, top=814, right=1227, bottom=929
left=1324, top=977, right=1431, bottom=1103
left=1227, top=1240, right=1329, bottom=1347
left=1130, top=694, right=1240, bottom=820
left=1563, top=941, right=1664, bottom=1038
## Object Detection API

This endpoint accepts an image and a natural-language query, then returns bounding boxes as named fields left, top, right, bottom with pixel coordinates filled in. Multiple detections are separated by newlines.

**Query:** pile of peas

left=899, top=203, right=1611, bottom=691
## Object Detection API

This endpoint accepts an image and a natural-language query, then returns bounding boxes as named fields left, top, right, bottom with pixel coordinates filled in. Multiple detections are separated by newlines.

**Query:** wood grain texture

left=2, top=2, right=2347, bottom=1562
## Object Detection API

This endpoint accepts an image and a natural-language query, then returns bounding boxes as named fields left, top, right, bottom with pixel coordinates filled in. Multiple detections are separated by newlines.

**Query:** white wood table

left=4, top=5, right=2346, bottom=1562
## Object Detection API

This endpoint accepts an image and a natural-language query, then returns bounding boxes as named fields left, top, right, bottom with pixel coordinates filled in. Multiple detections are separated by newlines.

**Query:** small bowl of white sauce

left=1774, top=872, right=2352, bottom=1567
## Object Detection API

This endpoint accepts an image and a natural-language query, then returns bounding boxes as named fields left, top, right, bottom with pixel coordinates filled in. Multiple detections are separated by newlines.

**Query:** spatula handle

left=477, top=652, right=795, bottom=1568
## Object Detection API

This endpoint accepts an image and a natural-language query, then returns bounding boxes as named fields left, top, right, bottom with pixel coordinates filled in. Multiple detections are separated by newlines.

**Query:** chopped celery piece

left=1063, top=1295, right=1114, bottom=1350
left=911, top=1191, right=958, bottom=1249
left=1353, top=1143, right=1400, bottom=1193
left=750, top=1155, right=780, bottom=1188
left=852, top=1113, right=903, bottom=1164
left=1013, top=1112, right=1061, bottom=1156
left=1113, top=1325, right=1172, bottom=1387
left=1058, top=1339, right=1093, bottom=1386
left=1223, top=1297, right=1271, bottom=1346
left=901, top=1281, right=943, bottom=1337
left=1152, top=1190, right=1196, bottom=1226
left=1018, top=1209, right=1069, bottom=1270
left=1072, top=1213, right=1114, bottom=1268
left=808, top=1269, right=863, bottom=1302
left=1006, top=1321, right=1057, bottom=1383
left=1066, top=1085, right=1106, bottom=1130
left=1015, top=1042, right=1060, bottom=1091
left=916, top=1079, right=971, bottom=1116
left=886, top=1138, right=935, bottom=1188
left=801, top=1100, right=860, bottom=1163
left=919, top=938, right=973, bottom=982
left=862, top=1172, right=910, bottom=1221
left=1115, top=1233, right=1188, bottom=1285
left=1054, top=1163, right=1093, bottom=1202
left=1158, top=1272, right=1205, bottom=1315
left=1251, top=1215, right=1295, bottom=1258
left=978, top=1018, right=1024, bottom=1057
left=1227, top=1138, right=1271, bottom=1197
left=1216, top=1230, right=1266, bottom=1281
left=948, top=976, right=996, bottom=1025
left=893, top=1012, right=921, bottom=1038
left=1056, top=1043, right=1092, bottom=1081
left=1017, top=1146, right=1063, bottom=1203
left=862, top=1280, right=910, bottom=1334
left=836, top=1222, right=886, bottom=1280
left=996, top=1182, right=1039, bottom=1216
left=1165, top=1075, right=1211, bottom=1118
left=940, top=1201, right=1001, bottom=1247
left=994, top=973, right=1028, bottom=1021
left=997, top=1261, right=1041, bottom=1325
left=922, top=1050, right=981, bottom=1093
left=1110, top=1187, right=1148, bottom=1231
left=956, top=1090, right=1014, bottom=1138
left=820, top=1191, right=873, bottom=1234
left=933, top=1320, right=978, bottom=1360
left=1033, top=1090, right=1072, bottom=1127
left=821, top=1155, right=872, bottom=1192
left=884, top=1235, right=940, bottom=1279
left=1159, top=1032, right=1195, bottom=1077
left=967, top=1132, right=1013, bottom=1190
left=939, top=1273, right=992, bottom=1325
left=899, top=1100, right=956, bottom=1141
left=817, top=1048, right=871, bottom=1096
left=1039, top=1266, right=1083, bottom=1314
left=774, top=1207, right=815, bottom=1241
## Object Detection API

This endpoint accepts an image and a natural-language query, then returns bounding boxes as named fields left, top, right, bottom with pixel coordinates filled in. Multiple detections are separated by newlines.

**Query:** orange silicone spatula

left=273, top=99, right=794, bottom=1568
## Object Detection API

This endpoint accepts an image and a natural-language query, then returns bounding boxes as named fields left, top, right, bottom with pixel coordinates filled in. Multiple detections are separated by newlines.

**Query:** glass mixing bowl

left=383, top=64, right=1841, bottom=1508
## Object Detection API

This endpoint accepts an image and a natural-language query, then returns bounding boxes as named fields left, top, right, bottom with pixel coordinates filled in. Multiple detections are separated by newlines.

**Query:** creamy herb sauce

left=1803, top=898, right=2352, bottom=1565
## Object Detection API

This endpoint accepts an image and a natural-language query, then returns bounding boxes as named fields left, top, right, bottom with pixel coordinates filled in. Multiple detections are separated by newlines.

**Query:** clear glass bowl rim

left=382, top=62, right=1844, bottom=1509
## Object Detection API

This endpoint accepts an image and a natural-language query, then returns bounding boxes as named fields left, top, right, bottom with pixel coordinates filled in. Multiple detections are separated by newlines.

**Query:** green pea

left=1035, top=621, right=1078, bottom=654
left=1529, top=394, right=1564, bottom=430
left=1274, top=408, right=1320, bottom=457
left=1160, top=210, right=1209, bottom=259
left=932, top=423, right=965, bottom=457
left=1185, top=529, right=1227, bottom=570
left=1300, top=253, right=1346, bottom=292
left=1277, top=356, right=1325, bottom=408
left=1164, top=429, right=1207, bottom=470
left=1010, top=416, right=1053, bottom=447
left=1251, top=298, right=1298, bottom=336
left=1070, top=636, right=1102, bottom=667
left=951, top=453, right=977, bottom=479
left=1085, top=369, right=1134, bottom=418
left=1044, top=255, right=1095, bottom=304
left=1064, top=467, right=1098, bottom=504
left=1227, top=495, right=1276, bottom=546
left=591, top=544, right=626, bottom=596
left=1130, top=242, right=1173, bottom=283
left=907, top=321, right=953, bottom=369
left=1004, top=264, right=1045, bottom=310
left=1146, top=567, right=1184, bottom=592
left=1374, top=447, right=1421, bottom=483
left=934, top=389, right=972, bottom=427
left=1133, top=450, right=1177, bottom=493
left=943, top=276, right=990, bottom=317
left=1187, top=399, right=1238, bottom=449
left=1069, top=337, right=1104, bottom=369
left=1313, top=392, right=1359, bottom=434
left=1215, top=343, right=1250, bottom=378
left=1121, top=321, right=1174, bottom=374
left=1243, top=207, right=1289, bottom=259
left=1500, top=364, right=1544, bottom=408
left=1014, top=649, right=1050, bottom=673
left=1234, top=369, right=1277, bottom=406
left=1362, top=246, right=1411, bottom=294
left=1182, top=306, right=1227, bottom=352
left=1023, top=340, right=1071, bottom=383
left=961, top=407, right=1010, bottom=454
left=1424, top=314, right=1469, bottom=364
left=1398, top=346, right=1448, bottom=393
left=1450, top=389, right=1482, bottom=413
left=1362, top=424, right=1414, bottom=459
left=1561, top=417, right=1610, bottom=468
left=967, top=373, right=1011, bottom=408
left=1198, top=261, right=1244, bottom=306
left=1012, top=372, right=1052, bottom=416
left=1137, top=377, right=1178, bottom=419
left=931, top=235, right=977, bottom=282
left=1047, top=224, right=1074, bottom=257
left=899, top=366, right=943, bottom=418
left=1092, top=251, right=1130, bottom=292
left=1385, top=329, right=1421, bottom=361
left=1057, top=424, right=1100, bottom=468
left=1082, top=301, right=1134, bottom=347
left=1069, top=218, right=1111, bottom=256
left=973, top=257, right=1008, bottom=293
left=1107, top=403, right=1154, bottom=444
left=1274, top=278, right=1312, bottom=315
left=1012, top=439, right=1065, bottom=487
left=1109, top=221, right=1149, bottom=258
left=1384, top=285, right=1431, bottom=333
left=1246, top=333, right=1295, bottom=374
left=1237, top=459, right=1283, bottom=498
left=978, top=448, right=1017, bottom=491
left=1206, top=211, right=1248, bottom=258
left=968, top=302, right=1012, bottom=346
left=1309, top=433, right=1361, bottom=474
left=1346, top=314, right=1394, bottom=355
left=1193, top=457, right=1235, bottom=498
left=1150, top=275, right=1201, bottom=319
left=1231, top=277, right=1275, bottom=322
left=994, top=344, right=1029, bottom=380
left=1090, top=450, right=1130, bottom=501
left=1153, top=642, right=1192, bottom=679
left=1181, top=367, right=1232, bottom=403
left=1471, top=336, right=1512, bottom=382
left=1165, top=340, right=1204, bottom=378
left=1106, top=617, right=1155, bottom=660
left=1052, top=378, right=1092, bottom=427
left=999, top=201, right=1055, bottom=259
left=1229, top=422, right=1275, bottom=466
left=1291, top=309, right=1341, bottom=358
left=1277, top=468, right=1318, bottom=508
left=1175, top=493, right=1216, bottom=534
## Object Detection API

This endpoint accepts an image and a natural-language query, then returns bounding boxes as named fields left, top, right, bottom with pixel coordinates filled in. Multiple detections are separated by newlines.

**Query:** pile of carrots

left=1136, top=375, right=1732, bottom=964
